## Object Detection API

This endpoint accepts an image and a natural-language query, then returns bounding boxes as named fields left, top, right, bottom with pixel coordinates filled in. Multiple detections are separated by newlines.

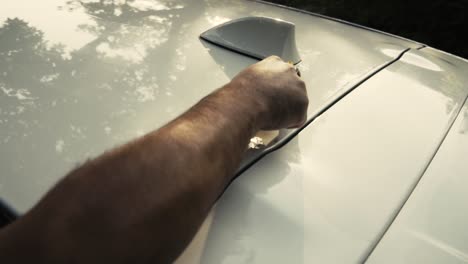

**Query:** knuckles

left=231, top=56, right=310, bottom=130
left=268, top=55, right=282, bottom=61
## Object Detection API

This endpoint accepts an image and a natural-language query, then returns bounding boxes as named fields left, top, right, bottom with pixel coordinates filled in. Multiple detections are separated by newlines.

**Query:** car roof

left=176, top=47, right=468, bottom=263
left=366, top=96, right=468, bottom=263
left=2, top=0, right=468, bottom=263
left=0, top=0, right=420, bottom=213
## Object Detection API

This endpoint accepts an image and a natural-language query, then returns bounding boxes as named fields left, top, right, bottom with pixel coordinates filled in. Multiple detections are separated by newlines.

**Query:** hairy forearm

left=0, top=84, right=259, bottom=263
left=0, top=55, right=308, bottom=263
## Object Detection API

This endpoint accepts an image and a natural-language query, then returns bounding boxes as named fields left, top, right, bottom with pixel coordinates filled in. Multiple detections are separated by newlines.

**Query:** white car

left=1, top=0, right=468, bottom=263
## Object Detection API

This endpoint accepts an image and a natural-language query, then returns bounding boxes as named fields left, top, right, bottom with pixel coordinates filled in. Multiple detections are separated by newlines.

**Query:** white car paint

left=0, top=0, right=419, bottom=212
left=1, top=1, right=468, bottom=263
left=176, top=48, right=468, bottom=263
left=366, top=50, right=468, bottom=264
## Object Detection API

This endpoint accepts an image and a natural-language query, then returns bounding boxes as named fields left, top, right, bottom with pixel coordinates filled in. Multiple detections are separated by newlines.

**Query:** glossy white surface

left=0, top=0, right=419, bottom=212
left=366, top=51, right=468, bottom=264
left=176, top=49, right=468, bottom=263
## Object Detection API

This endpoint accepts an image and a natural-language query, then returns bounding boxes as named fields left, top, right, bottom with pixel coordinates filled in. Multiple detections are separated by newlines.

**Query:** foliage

left=267, top=0, right=468, bottom=59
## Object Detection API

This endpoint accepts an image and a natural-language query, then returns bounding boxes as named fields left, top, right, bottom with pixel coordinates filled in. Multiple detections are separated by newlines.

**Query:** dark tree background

left=267, top=0, right=468, bottom=59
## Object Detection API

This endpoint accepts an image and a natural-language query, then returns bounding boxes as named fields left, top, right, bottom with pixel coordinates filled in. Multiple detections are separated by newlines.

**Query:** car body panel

left=366, top=51, right=468, bottom=264
left=176, top=48, right=468, bottom=263
left=0, top=0, right=421, bottom=212
left=2, top=1, right=468, bottom=263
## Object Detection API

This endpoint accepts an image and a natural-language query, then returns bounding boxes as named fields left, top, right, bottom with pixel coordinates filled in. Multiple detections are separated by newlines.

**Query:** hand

left=229, top=56, right=309, bottom=130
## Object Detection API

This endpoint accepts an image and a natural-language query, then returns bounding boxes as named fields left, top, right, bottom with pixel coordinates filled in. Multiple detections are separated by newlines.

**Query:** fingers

left=297, top=78, right=307, bottom=93
left=235, top=55, right=309, bottom=130
left=265, top=55, right=294, bottom=69
left=263, top=56, right=309, bottom=129
left=266, top=55, right=284, bottom=62
left=287, top=95, right=309, bottom=129
left=287, top=117, right=307, bottom=129
left=269, top=56, right=301, bottom=78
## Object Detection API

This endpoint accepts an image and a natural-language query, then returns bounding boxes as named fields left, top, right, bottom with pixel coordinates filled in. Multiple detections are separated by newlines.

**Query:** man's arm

left=0, top=56, right=308, bottom=263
